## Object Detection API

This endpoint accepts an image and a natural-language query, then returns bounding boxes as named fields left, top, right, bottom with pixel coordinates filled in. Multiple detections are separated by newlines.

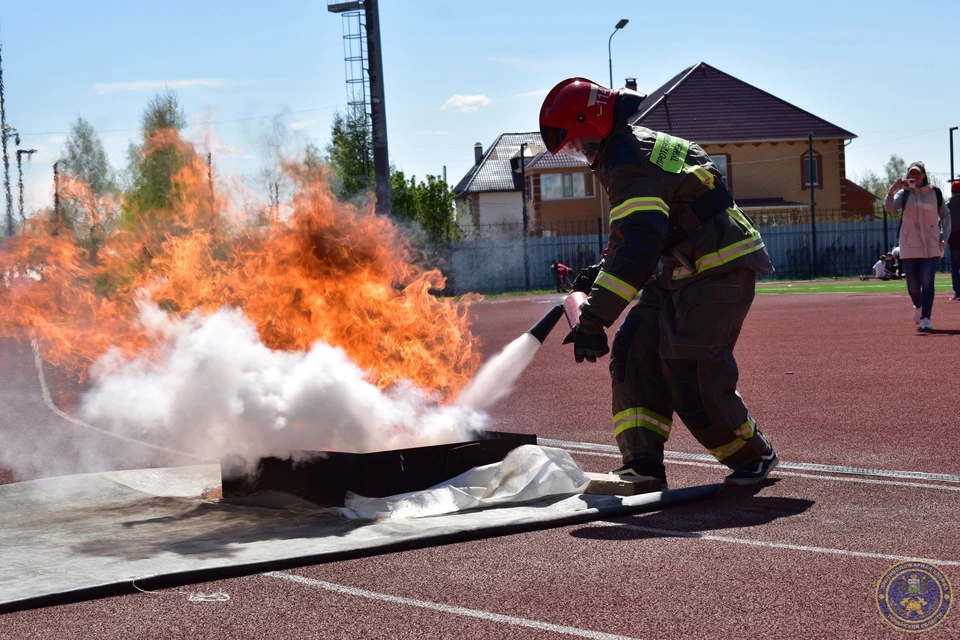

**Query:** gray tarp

left=0, top=465, right=721, bottom=613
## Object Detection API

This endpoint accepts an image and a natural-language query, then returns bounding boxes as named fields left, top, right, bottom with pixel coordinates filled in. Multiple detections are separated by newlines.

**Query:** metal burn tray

left=220, top=431, right=537, bottom=507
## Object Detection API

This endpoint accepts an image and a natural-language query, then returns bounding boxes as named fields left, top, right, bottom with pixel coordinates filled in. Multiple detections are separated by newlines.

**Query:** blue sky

left=3, top=0, right=959, bottom=214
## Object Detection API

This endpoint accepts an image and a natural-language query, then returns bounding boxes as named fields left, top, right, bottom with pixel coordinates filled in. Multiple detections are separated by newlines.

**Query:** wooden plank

left=583, top=472, right=662, bottom=496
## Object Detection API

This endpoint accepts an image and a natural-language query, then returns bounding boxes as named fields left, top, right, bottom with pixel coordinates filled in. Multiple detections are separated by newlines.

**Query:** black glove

left=562, top=317, right=609, bottom=363
left=571, top=263, right=601, bottom=294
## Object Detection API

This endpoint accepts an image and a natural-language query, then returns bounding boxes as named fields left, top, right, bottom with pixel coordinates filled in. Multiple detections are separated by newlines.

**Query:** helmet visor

left=561, top=138, right=600, bottom=165
left=560, top=139, right=589, bottom=164
left=540, top=125, right=568, bottom=154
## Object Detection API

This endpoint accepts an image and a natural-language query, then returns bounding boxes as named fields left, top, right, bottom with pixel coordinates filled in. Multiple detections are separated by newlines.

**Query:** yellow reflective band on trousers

left=736, top=415, right=757, bottom=439
left=671, top=231, right=765, bottom=280
left=651, top=133, right=690, bottom=174
left=594, top=270, right=639, bottom=301
left=614, top=407, right=672, bottom=440
left=711, top=416, right=757, bottom=461
left=609, top=197, right=670, bottom=224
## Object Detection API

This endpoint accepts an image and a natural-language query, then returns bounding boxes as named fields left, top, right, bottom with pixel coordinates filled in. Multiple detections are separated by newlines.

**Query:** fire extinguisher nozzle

left=526, top=304, right=565, bottom=344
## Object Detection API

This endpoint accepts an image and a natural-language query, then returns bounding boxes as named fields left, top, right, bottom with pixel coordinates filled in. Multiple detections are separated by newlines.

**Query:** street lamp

left=608, top=19, right=629, bottom=89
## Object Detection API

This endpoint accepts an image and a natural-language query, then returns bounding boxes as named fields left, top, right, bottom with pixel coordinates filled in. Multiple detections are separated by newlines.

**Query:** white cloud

left=440, top=94, right=493, bottom=113
left=93, top=79, right=234, bottom=95
left=48, top=136, right=68, bottom=144
left=289, top=119, right=315, bottom=131
left=417, top=130, right=449, bottom=135
left=511, top=89, right=549, bottom=99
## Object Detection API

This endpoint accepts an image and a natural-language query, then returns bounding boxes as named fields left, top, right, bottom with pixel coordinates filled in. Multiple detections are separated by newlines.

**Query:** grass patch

left=458, top=275, right=953, bottom=299
left=757, top=274, right=952, bottom=295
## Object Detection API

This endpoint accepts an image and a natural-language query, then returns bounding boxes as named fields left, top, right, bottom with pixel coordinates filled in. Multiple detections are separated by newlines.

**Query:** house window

left=711, top=153, right=731, bottom=189
left=801, top=152, right=822, bottom=189
left=541, top=173, right=595, bottom=200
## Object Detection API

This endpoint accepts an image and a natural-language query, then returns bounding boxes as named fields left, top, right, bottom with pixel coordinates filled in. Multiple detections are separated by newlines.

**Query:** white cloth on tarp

left=343, top=445, right=589, bottom=519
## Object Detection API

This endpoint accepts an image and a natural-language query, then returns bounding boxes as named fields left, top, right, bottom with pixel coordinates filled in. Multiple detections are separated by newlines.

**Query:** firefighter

left=539, top=77, right=778, bottom=487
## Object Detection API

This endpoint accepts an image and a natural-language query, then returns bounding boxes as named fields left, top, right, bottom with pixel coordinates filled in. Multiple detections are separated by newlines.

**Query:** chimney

left=474, top=142, right=484, bottom=165
left=625, top=77, right=638, bottom=91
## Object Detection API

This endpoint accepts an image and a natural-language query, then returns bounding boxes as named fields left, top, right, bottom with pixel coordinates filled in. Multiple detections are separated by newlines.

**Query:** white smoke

left=453, top=333, right=541, bottom=412
left=80, top=299, right=492, bottom=465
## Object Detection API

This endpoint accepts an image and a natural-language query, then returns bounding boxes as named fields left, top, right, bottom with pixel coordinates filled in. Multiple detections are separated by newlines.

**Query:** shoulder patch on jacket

left=650, top=132, right=690, bottom=174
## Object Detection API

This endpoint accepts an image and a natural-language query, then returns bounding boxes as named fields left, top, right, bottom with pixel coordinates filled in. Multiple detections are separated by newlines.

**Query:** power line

left=16, top=106, right=339, bottom=138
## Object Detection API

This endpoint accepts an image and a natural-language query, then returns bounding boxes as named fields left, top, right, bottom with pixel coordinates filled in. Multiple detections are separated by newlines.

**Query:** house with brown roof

left=630, top=62, right=858, bottom=224
left=488, top=62, right=874, bottom=233
left=454, top=62, right=865, bottom=238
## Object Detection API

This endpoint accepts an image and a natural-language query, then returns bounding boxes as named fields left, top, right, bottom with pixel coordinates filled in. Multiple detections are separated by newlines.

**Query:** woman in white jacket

left=883, top=161, right=951, bottom=332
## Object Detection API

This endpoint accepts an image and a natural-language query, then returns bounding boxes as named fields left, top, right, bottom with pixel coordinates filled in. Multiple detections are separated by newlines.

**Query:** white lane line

left=542, top=437, right=960, bottom=483
left=32, top=341, right=207, bottom=462
left=589, top=521, right=960, bottom=567
left=264, top=571, right=641, bottom=640
left=566, top=449, right=960, bottom=492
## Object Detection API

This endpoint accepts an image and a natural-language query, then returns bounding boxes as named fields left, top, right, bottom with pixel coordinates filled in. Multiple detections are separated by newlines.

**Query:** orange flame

left=0, top=131, right=481, bottom=399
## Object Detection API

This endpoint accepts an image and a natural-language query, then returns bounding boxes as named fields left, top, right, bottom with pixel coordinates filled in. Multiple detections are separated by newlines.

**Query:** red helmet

left=539, top=78, right=616, bottom=155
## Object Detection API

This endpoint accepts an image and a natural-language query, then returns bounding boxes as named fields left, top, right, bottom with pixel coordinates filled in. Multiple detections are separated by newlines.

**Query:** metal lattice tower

left=327, top=0, right=391, bottom=214
left=338, top=7, right=371, bottom=187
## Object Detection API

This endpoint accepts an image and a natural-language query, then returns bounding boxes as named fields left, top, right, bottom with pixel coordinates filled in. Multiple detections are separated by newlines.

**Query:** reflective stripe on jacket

left=579, top=123, right=774, bottom=327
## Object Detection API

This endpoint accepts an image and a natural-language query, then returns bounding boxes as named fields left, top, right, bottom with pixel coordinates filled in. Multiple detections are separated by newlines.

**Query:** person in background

left=551, top=262, right=573, bottom=293
left=889, top=246, right=903, bottom=279
left=874, top=254, right=894, bottom=280
left=948, top=180, right=960, bottom=301
left=883, top=161, right=951, bottom=332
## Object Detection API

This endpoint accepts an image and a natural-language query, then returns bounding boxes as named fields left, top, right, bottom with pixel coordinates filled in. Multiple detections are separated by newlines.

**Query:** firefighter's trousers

left=610, top=268, right=772, bottom=473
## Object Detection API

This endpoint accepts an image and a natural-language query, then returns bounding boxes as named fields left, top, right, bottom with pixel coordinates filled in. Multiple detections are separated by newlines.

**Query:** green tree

left=61, top=116, right=115, bottom=196
left=389, top=169, right=417, bottom=222
left=325, top=107, right=373, bottom=202
left=854, top=154, right=908, bottom=206
left=389, top=170, right=456, bottom=244
left=124, top=90, right=188, bottom=216
left=856, top=169, right=885, bottom=198
left=58, top=117, right=119, bottom=261
left=304, top=142, right=324, bottom=176
left=416, top=174, right=456, bottom=243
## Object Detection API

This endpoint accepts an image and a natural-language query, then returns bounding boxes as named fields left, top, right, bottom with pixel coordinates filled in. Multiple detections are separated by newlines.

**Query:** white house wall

left=478, top=192, right=522, bottom=226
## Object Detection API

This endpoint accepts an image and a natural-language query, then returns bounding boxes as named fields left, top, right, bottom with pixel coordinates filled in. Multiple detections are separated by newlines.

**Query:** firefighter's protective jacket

left=580, top=122, right=774, bottom=327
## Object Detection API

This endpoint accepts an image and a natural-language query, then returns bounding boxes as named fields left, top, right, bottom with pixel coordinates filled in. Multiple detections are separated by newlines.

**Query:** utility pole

left=364, top=0, right=391, bottom=215
left=206, top=151, right=214, bottom=206
left=520, top=143, right=530, bottom=291
left=0, top=23, right=14, bottom=237
left=52, top=161, right=60, bottom=233
left=807, top=133, right=817, bottom=279
left=16, top=147, right=36, bottom=227
left=950, top=126, right=958, bottom=181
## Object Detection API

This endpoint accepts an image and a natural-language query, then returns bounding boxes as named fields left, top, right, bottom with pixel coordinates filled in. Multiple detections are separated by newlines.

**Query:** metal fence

left=448, top=220, right=606, bottom=294
left=445, top=209, right=953, bottom=294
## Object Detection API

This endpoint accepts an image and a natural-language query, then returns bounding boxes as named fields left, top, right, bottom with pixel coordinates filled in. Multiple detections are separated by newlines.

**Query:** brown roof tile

left=630, top=62, right=855, bottom=143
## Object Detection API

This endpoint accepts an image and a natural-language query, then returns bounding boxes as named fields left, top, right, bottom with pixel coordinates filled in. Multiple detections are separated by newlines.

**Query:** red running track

left=1, top=285, right=959, bottom=639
